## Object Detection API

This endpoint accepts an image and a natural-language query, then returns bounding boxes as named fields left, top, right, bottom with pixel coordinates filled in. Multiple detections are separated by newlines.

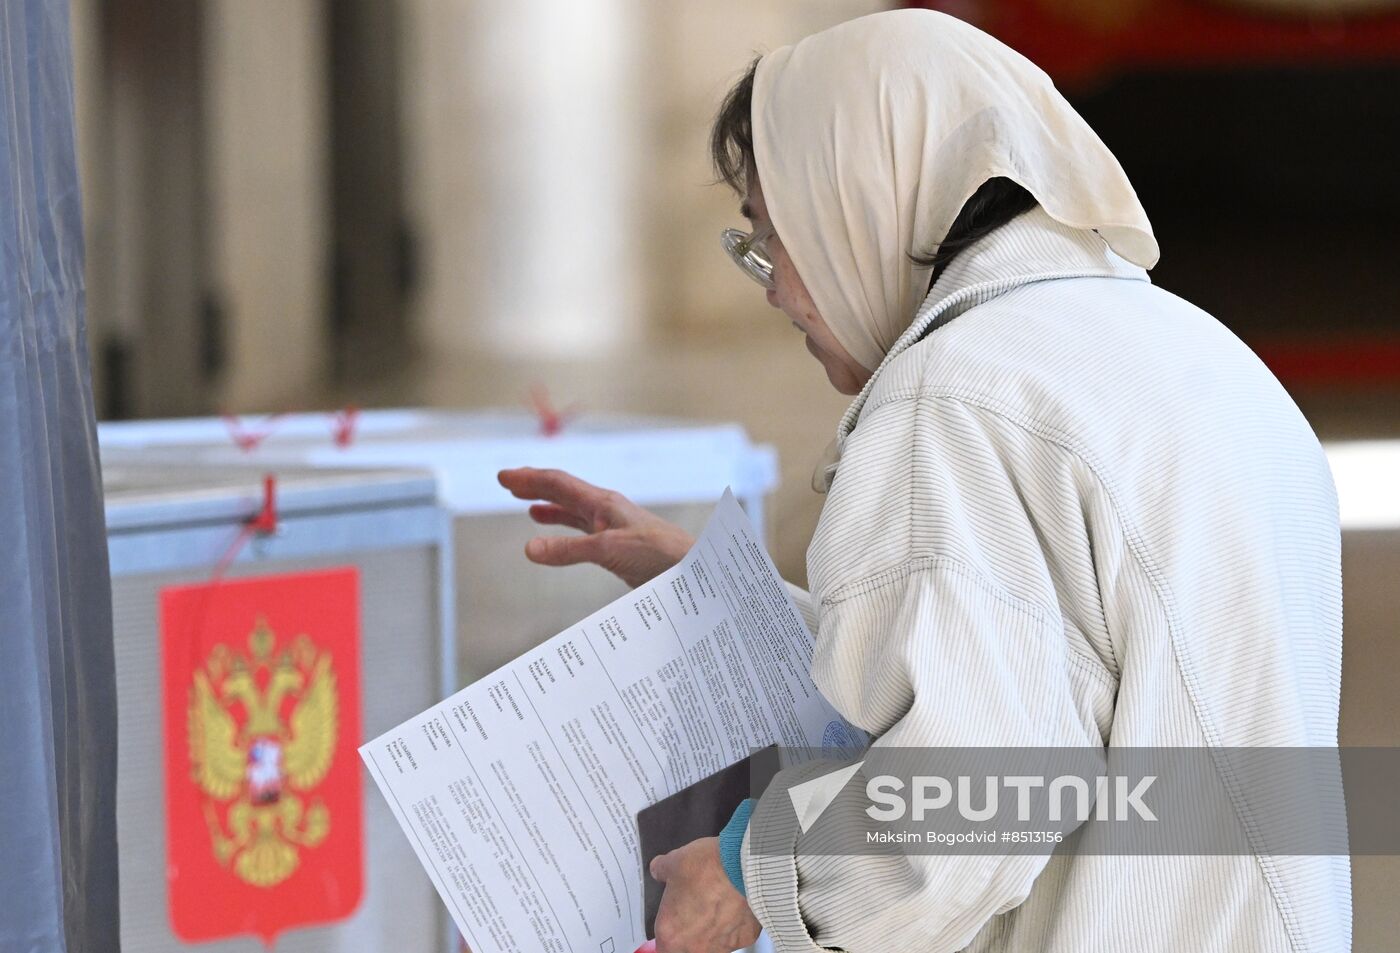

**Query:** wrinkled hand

left=497, top=467, right=695, bottom=589
left=650, top=837, right=761, bottom=953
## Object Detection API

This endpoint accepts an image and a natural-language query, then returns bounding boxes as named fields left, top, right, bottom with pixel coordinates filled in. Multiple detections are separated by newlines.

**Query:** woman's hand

left=650, top=837, right=761, bottom=953
left=497, top=467, right=695, bottom=589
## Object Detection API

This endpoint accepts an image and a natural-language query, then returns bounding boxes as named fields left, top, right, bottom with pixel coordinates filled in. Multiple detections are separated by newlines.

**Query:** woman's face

left=744, top=175, right=872, bottom=396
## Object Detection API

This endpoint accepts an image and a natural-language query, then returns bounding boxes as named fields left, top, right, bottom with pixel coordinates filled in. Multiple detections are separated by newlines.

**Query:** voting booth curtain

left=0, top=0, right=120, bottom=951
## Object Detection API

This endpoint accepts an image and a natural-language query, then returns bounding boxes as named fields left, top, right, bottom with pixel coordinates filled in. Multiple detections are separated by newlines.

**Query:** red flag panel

left=161, top=568, right=364, bottom=945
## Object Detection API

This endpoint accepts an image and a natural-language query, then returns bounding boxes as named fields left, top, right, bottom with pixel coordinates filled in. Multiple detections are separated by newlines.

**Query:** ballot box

left=104, top=462, right=452, bottom=953
left=100, top=409, right=779, bottom=686
left=1325, top=440, right=1400, bottom=953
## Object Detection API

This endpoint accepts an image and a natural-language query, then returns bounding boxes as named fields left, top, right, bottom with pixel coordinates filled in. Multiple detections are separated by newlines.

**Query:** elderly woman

left=499, top=10, right=1348, bottom=953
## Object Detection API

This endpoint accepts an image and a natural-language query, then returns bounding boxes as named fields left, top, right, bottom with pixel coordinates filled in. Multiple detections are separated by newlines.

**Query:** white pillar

left=203, top=0, right=329, bottom=412
left=403, top=0, right=646, bottom=361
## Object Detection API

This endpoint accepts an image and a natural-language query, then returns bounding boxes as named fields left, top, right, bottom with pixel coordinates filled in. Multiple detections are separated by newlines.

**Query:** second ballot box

left=99, top=408, right=779, bottom=685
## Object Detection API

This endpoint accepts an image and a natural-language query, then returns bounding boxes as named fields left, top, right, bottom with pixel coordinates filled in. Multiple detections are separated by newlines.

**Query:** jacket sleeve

left=742, top=396, right=1115, bottom=953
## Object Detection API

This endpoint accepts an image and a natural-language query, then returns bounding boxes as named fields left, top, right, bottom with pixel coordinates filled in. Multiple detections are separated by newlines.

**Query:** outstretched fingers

left=523, top=531, right=610, bottom=568
left=498, top=467, right=612, bottom=520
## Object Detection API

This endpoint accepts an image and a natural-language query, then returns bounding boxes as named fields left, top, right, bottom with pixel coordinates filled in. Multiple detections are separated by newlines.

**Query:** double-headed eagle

left=188, top=621, right=338, bottom=887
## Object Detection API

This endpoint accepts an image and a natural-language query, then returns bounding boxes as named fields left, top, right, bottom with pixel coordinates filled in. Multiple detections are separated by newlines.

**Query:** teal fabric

left=718, top=799, right=755, bottom=896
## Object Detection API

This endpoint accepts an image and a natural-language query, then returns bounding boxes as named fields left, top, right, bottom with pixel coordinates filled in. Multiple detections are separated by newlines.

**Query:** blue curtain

left=0, top=1, right=119, bottom=951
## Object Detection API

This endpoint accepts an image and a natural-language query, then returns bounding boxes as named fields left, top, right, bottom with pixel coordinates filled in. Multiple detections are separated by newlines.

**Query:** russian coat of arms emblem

left=188, top=618, right=337, bottom=887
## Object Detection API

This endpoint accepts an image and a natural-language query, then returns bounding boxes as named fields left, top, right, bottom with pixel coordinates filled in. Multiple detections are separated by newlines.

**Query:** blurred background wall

left=70, top=0, right=890, bottom=583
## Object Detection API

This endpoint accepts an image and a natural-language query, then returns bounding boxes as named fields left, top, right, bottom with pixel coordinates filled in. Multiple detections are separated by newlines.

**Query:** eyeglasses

left=720, top=223, right=776, bottom=290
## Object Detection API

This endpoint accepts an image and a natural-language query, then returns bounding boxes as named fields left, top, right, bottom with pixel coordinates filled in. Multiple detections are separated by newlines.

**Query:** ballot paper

left=360, top=490, right=858, bottom=953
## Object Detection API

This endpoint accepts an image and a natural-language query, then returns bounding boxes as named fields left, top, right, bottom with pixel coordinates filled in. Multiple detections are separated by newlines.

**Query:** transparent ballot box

left=104, top=462, right=452, bottom=953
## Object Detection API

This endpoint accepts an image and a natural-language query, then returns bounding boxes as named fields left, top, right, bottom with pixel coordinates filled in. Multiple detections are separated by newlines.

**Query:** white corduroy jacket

left=743, top=208, right=1350, bottom=952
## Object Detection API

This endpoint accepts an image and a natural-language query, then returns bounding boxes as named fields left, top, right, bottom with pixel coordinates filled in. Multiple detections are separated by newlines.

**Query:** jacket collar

left=815, top=207, right=1150, bottom=489
left=839, top=207, right=1150, bottom=441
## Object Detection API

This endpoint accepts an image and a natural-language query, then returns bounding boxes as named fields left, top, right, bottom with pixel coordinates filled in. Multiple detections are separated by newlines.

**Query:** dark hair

left=710, top=58, right=760, bottom=197
left=710, top=60, right=1038, bottom=291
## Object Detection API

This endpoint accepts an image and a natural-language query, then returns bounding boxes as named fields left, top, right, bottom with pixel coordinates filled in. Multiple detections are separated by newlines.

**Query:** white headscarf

left=751, top=9, right=1158, bottom=372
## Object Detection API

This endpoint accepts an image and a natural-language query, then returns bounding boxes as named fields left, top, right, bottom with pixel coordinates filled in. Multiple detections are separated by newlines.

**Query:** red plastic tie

left=208, top=474, right=280, bottom=581
left=182, top=474, right=280, bottom=697
left=527, top=384, right=580, bottom=437
left=247, top=474, right=279, bottom=534
left=222, top=412, right=288, bottom=452
left=331, top=405, right=360, bottom=448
